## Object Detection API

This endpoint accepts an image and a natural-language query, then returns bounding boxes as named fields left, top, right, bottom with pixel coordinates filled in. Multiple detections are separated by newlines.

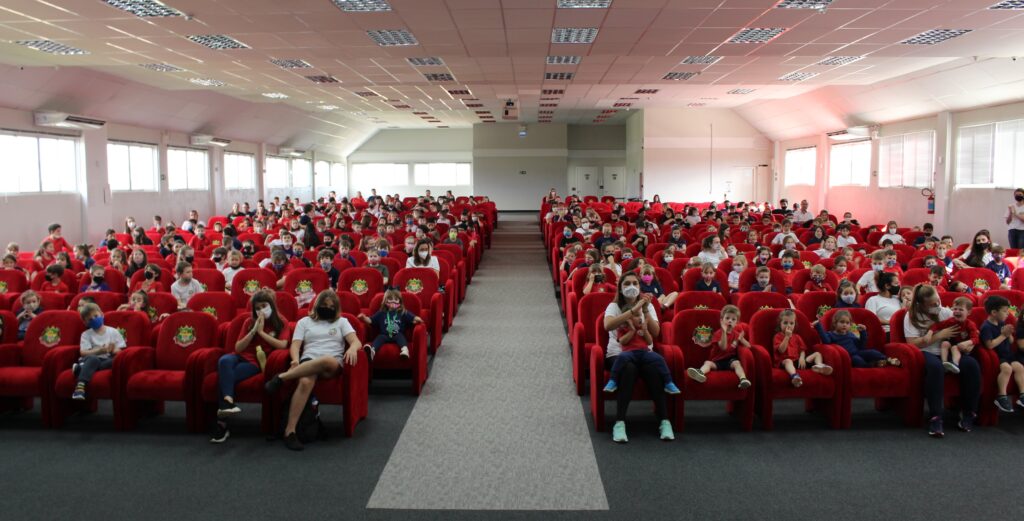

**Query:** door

left=571, top=166, right=600, bottom=197
left=754, top=165, right=771, bottom=204
left=603, top=166, right=626, bottom=200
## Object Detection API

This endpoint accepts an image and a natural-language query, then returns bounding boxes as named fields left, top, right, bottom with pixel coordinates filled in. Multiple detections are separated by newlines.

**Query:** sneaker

left=942, top=361, right=960, bottom=374
left=790, top=374, right=803, bottom=388
left=687, top=367, right=707, bottom=383
left=664, top=382, right=681, bottom=395
left=1017, top=395, right=1024, bottom=410
left=71, top=363, right=81, bottom=377
left=264, top=375, right=283, bottom=395
left=603, top=379, right=618, bottom=393
left=995, top=395, right=1014, bottom=413
left=71, top=386, right=86, bottom=401
left=659, top=419, right=675, bottom=441
left=957, top=411, right=976, bottom=433
left=928, top=416, right=944, bottom=438
left=611, top=421, right=628, bottom=443
left=217, top=402, right=241, bottom=419
left=811, top=364, right=833, bottom=376
left=738, top=378, right=752, bottom=390
left=284, top=432, right=304, bottom=451
left=365, top=344, right=376, bottom=361
left=209, top=423, right=230, bottom=444
left=399, top=346, right=410, bottom=359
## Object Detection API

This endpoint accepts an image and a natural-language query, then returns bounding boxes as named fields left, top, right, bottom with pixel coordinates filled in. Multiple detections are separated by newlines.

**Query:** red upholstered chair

left=9, top=291, right=71, bottom=313
left=747, top=309, right=844, bottom=430
left=263, top=313, right=369, bottom=437
left=283, top=268, right=331, bottom=314
left=338, top=268, right=385, bottom=314
left=191, top=269, right=226, bottom=293
left=186, top=291, right=237, bottom=343
left=571, top=292, right=615, bottom=396
left=69, top=292, right=126, bottom=312
left=666, top=309, right=755, bottom=431
left=377, top=257, right=403, bottom=283
left=795, top=291, right=837, bottom=322
left=229, top=269, right=278, bottom=312
left=564, top=267, right=617, bottom=337
left=735, top=268, right=787, bottom=303
left=47, top=310, right=151, bottom=429
left=436, top=243, right=474, bottom=287
left=939, top=291, right=974, bottom=308
left=588, top=312, right=683, bottom=432
left=953, top=268, right=1000, bottom=296
left=128, top=270, right=171, bottom=293
left=674, top=291, right=727, bottom=313
left=901, top=268, right=932, bottom=286
left=366, top=292, right=429, bottom=395
left=433, top=256, right=458, bottom=330
left=819, top=308, right=921, bottom=428
left=338, top=291, right=363, bottom=317
left=194, top=313, right=290, bottom=434
left=0, top=310, right=85, bottom=425
left=0, top=270, right=29, bottom=296
left=737, top=292, right=792, bottom=324
left=433, top=250, right=466, bottom=311
left=985, top=289, right=1024, bottom=318
left=31, top=270, right=78, bottom=294
left=119, top=311, right=220, bottom=432
left=0, top=310, right=17, bottom=344
left=272, top=292, right=299, bottom=323
left=393, top=268, right=445, bottom=353
left=681, top=267, right=730, bottom=299
left=789, top=270, right=840, bottom=295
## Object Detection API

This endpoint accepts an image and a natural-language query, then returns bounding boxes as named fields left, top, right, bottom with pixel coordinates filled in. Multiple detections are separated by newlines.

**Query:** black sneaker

left=957, top=412, right=976, bottom=433
left=284, top=432, right=304, bottom=451
left=264, top=375, right=283, bottom=395
left=995, top=395, right=1014, bottom=413
left=210, top=423, right=230, bottom=444
left=928, top=416, right=944, bottom=438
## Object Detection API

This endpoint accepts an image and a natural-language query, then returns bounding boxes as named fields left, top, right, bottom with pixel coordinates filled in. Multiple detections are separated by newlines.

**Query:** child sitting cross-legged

left=815, top=310, right=900, bottom=368
left=930, top=296, right=979, bottom=374
left=773, top=309, right=833, bottom=387
left=687, top=305, right=752, bottom=390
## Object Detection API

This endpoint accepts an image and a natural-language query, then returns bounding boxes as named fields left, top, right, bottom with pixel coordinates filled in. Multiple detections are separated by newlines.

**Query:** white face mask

left=664, top=255, right=674, bottom=264
left=259, top=306, right=273, bottom=319
left=418, top=250, right=429, bottom=259
left=888, top=228, right=897, bottom=234
left=872, top=263, right=884, bottom=271
left=622, top=285, right=640, bottom=299
left=841, top=294, right=856, bottom=304
left=733, top=265, right=743, bottom=272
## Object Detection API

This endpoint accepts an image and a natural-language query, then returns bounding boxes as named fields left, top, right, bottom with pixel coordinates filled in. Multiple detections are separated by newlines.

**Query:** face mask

left=563, top=230, right=572, bottom=237
left=784, top=244, right=795, bottom=250
left=811, top=275, right=823, bottom=283
left=212, top=256, right=222, bottom=262
left=418, top=250, right=429, bottom=259
left=259, top=306, right=273, bottom=319
left=1017, top=195, right=1024, bottom=202
left=664, top=255, right=674, bottom=264
left=781, top=261, right=794, bottom=269
left=733, top=264, right=743, bottom=273
left=92, top=275, right=104, bottom=284
left=386, top=301, right=400, bottom=310
left=622, top=253, right=633, bottom=260
left=273, top=262, right=285, bottom=269
left=872, top=263, right=884, bottom=271
left=320, top=261, right=332, bottom=270
left=834, top=265, right=847, bottom=274
left=88, top=316, right=104, bottom=330
left=184, top=256, right=195, bottom=264
left=641, top=274, right=654, bottom=284
left=889, top=284, right=901, bottom=294
left=315, top=306, right=335, bottom=320
left=888, top=228, right=897, bottom=234
left=841, top=294, right=856, bottom=304
left=757, top=279, right=770, bottom=287
left=144, top=271, right=155, bottom=280
left=622, top=285, right=640, bottom=299
left=994, top=255, right=1004, bottom=262
left=886, top=259, right=897, bottom=267
left=450, top=232, right=458, bottom=240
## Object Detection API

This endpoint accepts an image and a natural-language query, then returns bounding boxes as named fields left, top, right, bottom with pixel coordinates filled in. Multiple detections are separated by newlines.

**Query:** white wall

left=641, top=108, right=772, bottom=204
left=473, top=123, right=568, bottom=210
left=626, top=112, right=644, bottom=200
left=566, top=124, right=627, bottom=197
left=346, top=128, right=474, bottom=199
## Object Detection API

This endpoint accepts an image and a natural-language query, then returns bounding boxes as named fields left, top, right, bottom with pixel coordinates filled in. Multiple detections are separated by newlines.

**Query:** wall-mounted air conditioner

left=278, top=147, right=305, bottom=157
left=190, top=134, right=232, bottom=147
left=34, top=111, right=106, bottom=130
left=827, top=126, right=873, bottom=141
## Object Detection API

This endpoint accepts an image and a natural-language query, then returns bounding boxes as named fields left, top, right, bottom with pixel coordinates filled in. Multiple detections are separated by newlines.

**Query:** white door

left=603, top=166, right=626, bottom=199
left=754, top=165, right=771, bottom=204
left=571, top=166, right=601, bottom=197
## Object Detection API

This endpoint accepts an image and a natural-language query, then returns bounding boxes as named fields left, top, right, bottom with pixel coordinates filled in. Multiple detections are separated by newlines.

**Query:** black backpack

left=280, top=393, right=329, bottom=444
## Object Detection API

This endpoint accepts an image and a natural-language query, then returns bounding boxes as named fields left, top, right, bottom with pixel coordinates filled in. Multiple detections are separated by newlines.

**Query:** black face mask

left=92, top=276, right=104, bottom=284
left=243, top=247, right=254, bottom=254
left=1016, top=195, right=1024, bottom=202
left=315, top=306, right=336, bottom=320
left=144, top=271, right=155, bottom=280
left=184, top=256, right=194, bottom=263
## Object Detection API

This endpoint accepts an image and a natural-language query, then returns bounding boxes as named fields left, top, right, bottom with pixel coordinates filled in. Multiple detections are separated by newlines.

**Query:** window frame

left=878, top=130, right=934, bottom=189
left=166, top=146, right=210, bottom=191
left=223, top=151, right=256, bottom=190
left=107, top=140, right=159, bottom=192
left=783, top=146, right=817, bottom=187
left=828, top=139, right=871, bottom=187
left=0, top=130, right=79, bottom=195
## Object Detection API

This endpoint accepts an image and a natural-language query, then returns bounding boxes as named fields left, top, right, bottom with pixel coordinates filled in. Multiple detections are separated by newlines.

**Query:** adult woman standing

left=264, top=290, right=361, bottom=451
left=1006, top=188, right=1024, bottom=249
left=903, top=284, right=981, bottom=437
left=602, top=272, right=674, bottom=443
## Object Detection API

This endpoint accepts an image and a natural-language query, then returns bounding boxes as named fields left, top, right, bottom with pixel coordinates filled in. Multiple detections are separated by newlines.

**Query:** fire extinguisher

left=923, top=188, right=935, bottom=214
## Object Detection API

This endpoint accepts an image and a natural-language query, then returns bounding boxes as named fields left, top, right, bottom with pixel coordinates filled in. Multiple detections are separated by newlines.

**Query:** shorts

left=300, top=354, right=344, bottom=365
left=777, top=358, right=795, bottom=369
left=714, top=357, right=739, bottom=371
left=998, top=352, right=1024, bottom=366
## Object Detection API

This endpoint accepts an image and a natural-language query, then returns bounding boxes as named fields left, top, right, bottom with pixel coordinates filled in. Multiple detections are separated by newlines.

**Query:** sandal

left=887, top=357, right=901, bottom=367
left=790, top=373, right=803, bottom=388
left=738, top=378, right=752, bottom=390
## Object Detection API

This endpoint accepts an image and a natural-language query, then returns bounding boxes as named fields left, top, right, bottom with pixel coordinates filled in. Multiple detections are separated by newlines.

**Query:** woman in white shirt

left=696, top=235, right=728, bottom=269
left=864, top=272, right=901, bottom=333
left=407, top=239, right=441, bottom=275
left=601, top=272, right=671, bottom=443
left=264, top=290, right=362, bottom=450
left=814, top=236, right=838, bottom=259
left=903, top=284, right=981, bottom=438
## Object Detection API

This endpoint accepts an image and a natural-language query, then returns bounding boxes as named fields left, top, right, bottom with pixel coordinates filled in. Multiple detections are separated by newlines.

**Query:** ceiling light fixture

left=729, top=27, right=787, bottom=43
left=424, top=73, right=455, bottom=81
left=187, top=34, right=249, bottom=50
left=189, top=78, right=225, bottom=87
left=557, top=0, right=612, bottom=7
left=779, top=71, right=818, bottom=81
left=271, top=59, right=312, bottom=69
left=990, top=0, right=1024, bottom=8
left=545, top=72, right=575, bottom=80
left=103, top=0, right=182, bottom=17
left=635, top=89, right=659, bottom=94
left=728, top=88, right=756, bottom=94
left=407, top=57, right=444, bottom=66
left=901, top=29, right=972, bottom=45
left=262, top=92, right=289, bottom=99
left=331, top=0, right=392, bottom=12
left=542, top=89, right=565, bottom=95
left=775, top=0, right=833, bottom=8
left=552, top=27, right=599, bottom=44
left=306, top=75, right=339, bottom=83
left=317, top=105, right=339, bottom=111
left=138, top=63, right=184, bottom=72
left=15, top=40, right=89, bottom=55
left=663, top=72, right=697, bottom=80
left=681, top=55, right=721, bottom=65
left=546, top=55, right=582, bottom=65
left=817, top=55, right=863, bottom=65
left=367, top=29, right=418, bottom=46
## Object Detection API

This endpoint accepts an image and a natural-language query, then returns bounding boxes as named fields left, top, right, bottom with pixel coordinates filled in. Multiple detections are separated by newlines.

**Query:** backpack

left=280, top=392, right=329, bottom=444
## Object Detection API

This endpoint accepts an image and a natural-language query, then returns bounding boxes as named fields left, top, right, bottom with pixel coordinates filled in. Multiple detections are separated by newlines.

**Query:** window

left=107, top=142, right=157, bottom=191
left=956, top=124, right=994, bottom=187
left=291, top=158, right=312, bottom=188
left=315, top=161, right=347, bottom=197
left=879, top=130, right=933, bottom=188
left=828, top=140, right=871, bottom=187
left=265, top=156, right=290, bottom=188
left=314, top=160, right=330, bottom=189
left=167, top=147, right=209, bottom=190
left=413, top=163, right=472, bottom=186
left=351, top=163, right=409, bottom=186
left=0, top=132, right=78, bottom=194
left=784, top=147, right=816, bottom=186
left=223, top=152, right=255, bottom=190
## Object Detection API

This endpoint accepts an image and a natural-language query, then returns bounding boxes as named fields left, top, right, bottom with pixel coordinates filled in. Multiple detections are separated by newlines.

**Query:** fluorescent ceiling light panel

left=139, top=63, right=183, bottom=72
left=271, top=59, right=312, bottom=69
left=552, top=27, right=599, bottom=44
left=775, top=0, right=833, bottom=8
left=635, top=89, right=659, bottom=94
left=729, top=27, right=786, bottom=43
left=779, top=71, right=818, bottom=81
left=728, top=88, right=756, bottom=94
left=545, top=72, right=575, bottom=80
left=990, top=0, right=1024, bottom=8
left=407, top=57, right=444, bottom=66
left=306, top=75, right=339, bottom=83
left=15, top=40, right=89, bottom=55
left=189, top=78, right=225, bottom=86
left=262, top=92, right=289, bottom=99
left=663, top=72, right=697, bottom=80
left=187, top=34, right=249, bottom=50
left=546, top=55, right=581, bottom=65
left=542, top=89, right=565, bottom=95
left=104, top=0, right=182, bottom=17
left=681, top=55, right=721, bottom=65
left=423, top=73, right=455, bottom=81
left=557, top=0, right=612, bottom=7
left=901, top=29, right=972, bottom=45
left=818, top=55, right=863, bottom=65
left=332, top=0, right=392, bottom=12
left=367, top=29, right=418, bottom=46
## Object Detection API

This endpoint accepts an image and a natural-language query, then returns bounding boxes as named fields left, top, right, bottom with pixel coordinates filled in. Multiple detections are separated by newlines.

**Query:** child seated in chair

left=815, top=310, right=899, bottom=368
left=358, top=289, right=422, bottom=360
left=773, top=309, right=833, bottom=387
left=693, top=262, right=722, bottom=294
left=38, top=264, right=69, bottom=293
left=779, top=250, right=799, bottom=295
left=15, top=290, right=42, bottom=340
left=728, top=256, right=747, bottom=291
left=931, top=296, right=979, bottom=374
left=71, top=303, right=126, bottom=400
left=981, top=296, right=1024, bottom=413
left=687, top=305, right=752, bottom=390
left=602, top=306, right=680, bottom=396
left=79, top=264, right=112, bottom=293
left=803, top=264, right=835, bottom=293
left=639, top=264, right=678, bottom=310
left=750, top=266, right=776, bottom=293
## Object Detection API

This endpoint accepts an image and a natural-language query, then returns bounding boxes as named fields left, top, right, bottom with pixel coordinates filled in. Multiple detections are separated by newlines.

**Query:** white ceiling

left=0, top=0, right=1023, bottom=140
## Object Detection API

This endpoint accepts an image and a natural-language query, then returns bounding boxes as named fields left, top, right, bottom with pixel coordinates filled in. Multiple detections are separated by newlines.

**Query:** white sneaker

left=399, top=346, right=410, bottom=359
left=366, top=344, right=376, bottom=361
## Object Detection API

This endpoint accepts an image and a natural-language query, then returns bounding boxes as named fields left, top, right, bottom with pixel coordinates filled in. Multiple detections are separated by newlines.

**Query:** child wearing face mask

left=856, top=251, right=887, bottom=294
left=986, top=244, right=1012, bottom=289
left=79, top=264, right=112, bottom=293
left=16, top=291, right=42, bottom=340
left=666, top=227, right=687, bottom=248
left=803, top=264, right=834, bottom=293
left=728, top=256, right=748, bottom=291
left=335, top=239, right=358, bottom=268
left=583, top=264, right=615, bottom=296
left=39, top=264, right=69, bottom=293
left=639, top=265, right=678, bottom=309
left=70, top=303, right=126, bottom=400
left=358, top=289, right=423, bottom=360
left=835, top=281, right=861, bottom=309
left=751, top=266, right=776, bottom=293
left=754, top=247, right=772, bottom=268
left=442, top=229, right=464, bottom=248
left=882, top=250, right=903, bottom=277
left=779, top=251, right=799, bottom=295
left=931, top=296, right=979, bottom=375
left=879, top=221, right=905, bottom=246
left=659, top=245, right=677, bottom=269
left=317, top=250, right=341, bottom=288
left=836, top=224, right=858, bottom=249
left=221, top=250, right=245, bottom=288
left=832, top=257, right=851, bottom=281
left=211, top=247, right=228, bottom=271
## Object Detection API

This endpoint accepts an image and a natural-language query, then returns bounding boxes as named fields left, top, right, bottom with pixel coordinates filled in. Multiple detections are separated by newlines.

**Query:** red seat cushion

left=370, top=342, right=413, bottom=369
left=768, top=369, right=835, bottom=399
left=849, top=367, right=912, bottom=397
left=126, top=370, right=186, bottom=401
left=54, top=369, right=113, bottom=398
left=0, top=366, right=42, bottom=395
left=682, top=371, right=749, bottom=400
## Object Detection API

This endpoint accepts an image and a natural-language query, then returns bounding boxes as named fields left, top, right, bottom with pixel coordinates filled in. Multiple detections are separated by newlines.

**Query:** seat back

left=748, top=308, right=818, bottom=353
left=376, top=258, right=402, bottom=280
left=186, top=292, right=236, bottom=324
left=820, top=308, right=885, bottom=349
left=889, top=309, right=910, bottom=343
left=985, top=289, right=1024, bottom=317
left=272, top=291, right=299, bottom=322
left=223, top=313, right=252, bottom=352
left=795, top=291, right=836, bottom=321
left=653, top=267, right=678, bottom=294
left=338, top=291, right=363, bottom=316
left=681, top=267, right=729, bottom=297
left=338, top=268, right=385, bottom=309
left=148, top=292, right=179, bottom=317
left=576, top=293, right=615, bottom=343
left=21, top=310, right=85, bottom=367
left=230, top=269, right=279, bottom=309
left=191, top=269, right=226, bottom=292
left=103, top=311, right=153, bottom=347
left=674, top=291, right=727, bottom=312
left=367, top=292, right=424, bottom=330
left=737, top=267, right=787, bottom=295
left=789, top=269, right=840, bottom=294
left=738, top=292, right=792, bottom=324
left=0, top=270, right=28, bottom=295
left=11, top=291, right=70, bottom=313
left=69, top=292, right=126, bottom=312
left=670, top=309, right=724, bottom=367
left=0, top=310, right=17, bottom=344
left=394, top=268, right=440, bottom=309
left=953, top=267, right=1000, bottom=295
left=155, top=312, right=219, bottom=370
left=902, top=268, right=931, bottom=286
left=128, top=270, right=170, bottom=293
left=283, top=268, right=331, bottom=307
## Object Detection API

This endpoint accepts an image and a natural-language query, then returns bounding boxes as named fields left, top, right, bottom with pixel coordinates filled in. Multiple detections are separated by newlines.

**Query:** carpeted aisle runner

left=368, top=214, right=608, bottom=511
